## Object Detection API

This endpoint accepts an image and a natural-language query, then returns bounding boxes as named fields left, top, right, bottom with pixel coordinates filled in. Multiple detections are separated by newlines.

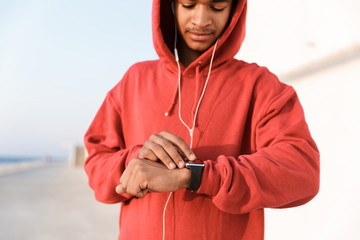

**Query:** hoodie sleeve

left=84, top=92, right=141, bottom=204
left=197, top=81, right=320, bottom=214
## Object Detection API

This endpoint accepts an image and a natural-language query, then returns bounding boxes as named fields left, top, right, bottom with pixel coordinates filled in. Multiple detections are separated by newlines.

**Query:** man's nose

left=191, top=5, right=211, bottom=28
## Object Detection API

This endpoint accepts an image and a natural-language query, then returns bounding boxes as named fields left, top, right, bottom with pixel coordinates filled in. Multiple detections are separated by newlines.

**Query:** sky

left=0, top=0, right=359, bottom=158
left=0, top=0, right=155, bottom=157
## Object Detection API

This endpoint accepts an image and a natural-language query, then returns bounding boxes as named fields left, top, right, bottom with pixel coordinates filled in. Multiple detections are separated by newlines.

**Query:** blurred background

left=0, top=0, right=359, bottom=239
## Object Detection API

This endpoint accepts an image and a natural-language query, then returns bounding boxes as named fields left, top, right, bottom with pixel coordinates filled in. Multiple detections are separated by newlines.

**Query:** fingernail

left=169, top=162, right=176, bottom=169
left=190, top=153, right=196, bottom=161
left=179, top=161, right=184, bottom=168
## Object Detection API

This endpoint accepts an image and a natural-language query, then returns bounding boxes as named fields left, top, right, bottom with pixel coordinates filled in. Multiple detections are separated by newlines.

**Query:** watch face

left=185, top=162, right=205, bottom=169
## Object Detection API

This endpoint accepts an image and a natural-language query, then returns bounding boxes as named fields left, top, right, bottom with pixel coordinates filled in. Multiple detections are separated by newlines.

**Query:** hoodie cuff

left=196, top=160, right=222, bottom=196
left=125, top=145, right=142, bottom=167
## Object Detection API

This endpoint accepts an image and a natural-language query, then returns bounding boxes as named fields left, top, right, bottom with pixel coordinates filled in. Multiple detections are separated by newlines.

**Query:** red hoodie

left=84, top=0, right=320, bottom=239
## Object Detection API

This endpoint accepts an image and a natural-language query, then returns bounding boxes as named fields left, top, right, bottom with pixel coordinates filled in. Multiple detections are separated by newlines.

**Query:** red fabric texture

left=84, top=0, right=320, bottom=239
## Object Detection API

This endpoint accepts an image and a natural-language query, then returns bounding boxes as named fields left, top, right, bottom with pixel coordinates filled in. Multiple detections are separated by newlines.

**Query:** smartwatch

left=185, top=162, right=205, bottom=191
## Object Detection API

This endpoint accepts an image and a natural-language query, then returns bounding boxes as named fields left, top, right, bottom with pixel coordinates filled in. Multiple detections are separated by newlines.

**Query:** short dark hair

left=170, top=0, right=238, bottom=15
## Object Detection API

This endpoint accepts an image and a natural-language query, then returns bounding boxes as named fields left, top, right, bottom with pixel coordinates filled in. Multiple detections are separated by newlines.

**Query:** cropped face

left=175, top=0, right=233, bottom=53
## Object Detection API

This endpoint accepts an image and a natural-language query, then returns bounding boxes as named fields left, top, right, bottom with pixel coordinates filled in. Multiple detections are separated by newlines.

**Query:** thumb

left=115, top=184, right=126, bottom=195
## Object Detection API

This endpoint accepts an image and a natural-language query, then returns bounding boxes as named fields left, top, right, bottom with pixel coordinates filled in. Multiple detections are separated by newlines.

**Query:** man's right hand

left=116, top=158, right=191, bottom=198
left=138, top=131, right=197, bottom=169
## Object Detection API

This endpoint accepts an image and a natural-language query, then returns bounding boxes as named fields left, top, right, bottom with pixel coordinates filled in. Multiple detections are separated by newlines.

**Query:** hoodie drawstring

left=192, top=62, right=201, bottom=117
left=164, top=61, right=201, bottom=118
left=164, top=81, right=178, bottom=117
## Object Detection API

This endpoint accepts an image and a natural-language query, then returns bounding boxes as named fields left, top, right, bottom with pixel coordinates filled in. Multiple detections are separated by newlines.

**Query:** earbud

left=171, top=1, right=175, bottom=14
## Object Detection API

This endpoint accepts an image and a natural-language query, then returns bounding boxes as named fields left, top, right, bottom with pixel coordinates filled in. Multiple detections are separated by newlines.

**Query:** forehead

left=179, top=0, right=230, bottom=3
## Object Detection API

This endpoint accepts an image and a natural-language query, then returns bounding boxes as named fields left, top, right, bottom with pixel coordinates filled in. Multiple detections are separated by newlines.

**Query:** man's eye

left=182, top=4, right=195, bottom=9
left=211, top=6, right=225, bottom=12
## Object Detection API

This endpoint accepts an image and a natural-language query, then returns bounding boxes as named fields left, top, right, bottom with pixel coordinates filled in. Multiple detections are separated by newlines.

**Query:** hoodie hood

left=152, top=0, right=247, bottom=73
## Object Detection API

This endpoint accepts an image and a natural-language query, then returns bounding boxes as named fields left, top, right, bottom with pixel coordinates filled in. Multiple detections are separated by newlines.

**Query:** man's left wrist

left=185, top=162, right=205, bottom=191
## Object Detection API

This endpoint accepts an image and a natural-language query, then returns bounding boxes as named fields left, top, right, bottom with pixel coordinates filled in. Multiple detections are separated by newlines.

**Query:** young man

left=84, top=0, right=320, bottom=239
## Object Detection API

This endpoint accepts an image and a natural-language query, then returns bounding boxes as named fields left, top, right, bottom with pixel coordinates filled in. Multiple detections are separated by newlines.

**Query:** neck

left=177, top=38, right=203, bottom=68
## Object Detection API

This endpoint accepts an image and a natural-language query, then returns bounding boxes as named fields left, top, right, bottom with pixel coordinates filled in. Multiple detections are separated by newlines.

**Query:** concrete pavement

left=0, top=162, right=120, bottom=240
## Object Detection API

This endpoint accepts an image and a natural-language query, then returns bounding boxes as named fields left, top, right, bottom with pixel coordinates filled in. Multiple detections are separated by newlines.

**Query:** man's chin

left=186, top=42, right=213, bottom=53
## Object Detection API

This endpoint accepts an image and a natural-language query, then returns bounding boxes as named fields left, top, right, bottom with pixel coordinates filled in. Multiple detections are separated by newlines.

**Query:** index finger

left=159, top=131, right=197, bottom=161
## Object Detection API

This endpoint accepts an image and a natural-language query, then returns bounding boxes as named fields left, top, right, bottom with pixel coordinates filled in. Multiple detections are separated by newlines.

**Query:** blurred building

left=64, top=142, right=88, bottom=167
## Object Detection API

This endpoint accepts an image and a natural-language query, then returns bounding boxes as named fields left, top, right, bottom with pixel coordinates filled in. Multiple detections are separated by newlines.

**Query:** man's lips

left=188, top=32, right=214, bottom=41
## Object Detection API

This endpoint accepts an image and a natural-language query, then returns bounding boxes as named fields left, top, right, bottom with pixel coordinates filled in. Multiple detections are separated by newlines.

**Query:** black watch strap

left=185, top=163, right=205, bottom=191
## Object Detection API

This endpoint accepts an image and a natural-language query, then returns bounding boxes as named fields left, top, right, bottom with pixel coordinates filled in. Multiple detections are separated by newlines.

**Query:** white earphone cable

left=162, top=191, right=173, bottom=240
left=177, top=39, right=218, bottom=149
left=163, top=7, right=219, bottom=239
